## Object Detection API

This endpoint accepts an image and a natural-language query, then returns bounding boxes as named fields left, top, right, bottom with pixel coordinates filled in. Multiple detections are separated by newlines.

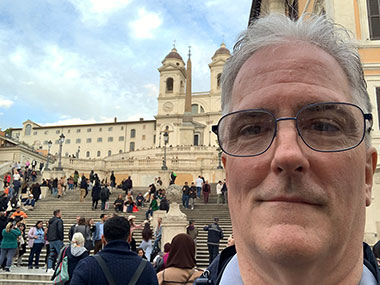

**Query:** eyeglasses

left=212, top=102, right=373, bottom=157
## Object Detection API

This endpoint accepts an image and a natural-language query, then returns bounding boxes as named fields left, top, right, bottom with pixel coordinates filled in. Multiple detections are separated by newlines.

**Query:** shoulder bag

left=52, top=246, right=69, bottom=285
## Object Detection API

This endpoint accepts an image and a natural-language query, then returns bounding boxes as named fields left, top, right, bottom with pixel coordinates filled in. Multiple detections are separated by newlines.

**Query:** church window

left=130, top=142, right=135, bottom=151
left=119, top=150, right=123, bottom=153
left=194, top=134, right=199, bottom=146
left=108, top=137, right=113, bottom=142
left=368, top=0, right=380, bottom=39
left=76, top=139, right=81, bottom=144
left=44, top=131, right=48, bottom=135
left=97, top=151, right=101, bottom=157
left=86, top=138, right=92, bottom=143
left=108, top=127, right=113, bottom=131
left=130, top=129, right=136, bottom=138
left=108, top=150, right=112, bottom=156
left=87, top=128, right=91, bottom=132
left=86, top=151, right=90, bottom=158
left=25, top=124, right=32, bottom=136
left=191, top=104, right=205, bottom=114
left=65, top=139, right=71, bottom=144
left=97, top=137, right=102, bottom=142
left=33, top=131, right=37, bottom=135
left=77, top=129, right=81, bottom=133
left=166, top=77, right=174, bottom=92
left=56, top=130, right=60, bottom=134
left=217, top=73, right=222, bottom=89
left=119, top=136, right=124, bottom=141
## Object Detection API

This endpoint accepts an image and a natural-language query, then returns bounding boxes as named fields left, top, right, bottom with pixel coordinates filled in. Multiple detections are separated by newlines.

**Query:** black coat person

left=91, top=182, right=101, bottom=210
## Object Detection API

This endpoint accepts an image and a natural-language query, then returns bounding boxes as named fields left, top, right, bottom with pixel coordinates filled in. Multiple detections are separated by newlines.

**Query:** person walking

left=93, top=214, right=108, bottom=254
left=100, top=184, right=110, bottom=211
left=189, top=183, right=197, bottom=210
left=0, top=221, right=21, bottom=271
left=74, top=218, right=92, bottom=252
left=202, top=181, right=210, bottom=204
left=47, top=210, right=64, bottom=273
left=79, top=176, right=88, bottom=203
left=140, top=222, right=153, bottom=262
left=181, top=182, right=190, bottom=209
left=195, top=176, right=203, bottom=199
left=27, top=221, right=45, bottom=269
left=221, top=179, right=227, bottom=204
left=216, top=181, right=223, bottom=205
left=91, top=181, right=101, bottom=210
left=203, top=218, right=223, bottom=265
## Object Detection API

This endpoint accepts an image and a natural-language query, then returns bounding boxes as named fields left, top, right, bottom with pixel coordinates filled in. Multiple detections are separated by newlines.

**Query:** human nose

left=270, top=121, right=310, bottom=175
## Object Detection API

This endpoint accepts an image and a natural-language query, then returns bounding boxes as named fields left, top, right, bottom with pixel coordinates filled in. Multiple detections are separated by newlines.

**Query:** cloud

left=68, top=0, right=133, bottom=26
left=144, top=83, right=158, bottom=97
left=129, top=8, right=163, bottom=39
left=41, top=118, right=99, bottom=126
left=0, top=97, right=14, bottom=108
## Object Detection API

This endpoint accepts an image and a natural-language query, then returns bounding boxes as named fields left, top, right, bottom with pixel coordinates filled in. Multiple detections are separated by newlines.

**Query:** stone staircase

left=0, top=183, right=231, bottom=282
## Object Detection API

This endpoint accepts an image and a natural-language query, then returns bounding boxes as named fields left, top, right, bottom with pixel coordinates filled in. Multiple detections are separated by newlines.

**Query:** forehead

left=231, top=42, right=351, bottom=113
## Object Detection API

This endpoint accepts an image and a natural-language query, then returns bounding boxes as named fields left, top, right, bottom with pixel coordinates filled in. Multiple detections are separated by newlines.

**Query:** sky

left=0, top=0, right=252, bottom=129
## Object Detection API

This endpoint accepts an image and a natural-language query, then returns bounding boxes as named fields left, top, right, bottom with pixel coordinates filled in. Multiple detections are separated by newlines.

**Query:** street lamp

left=161, top=131, right=169, bottom=170
left=56, top=133, right=65, bottom=171
left=217, top=147, right=223, bottom=169
left=76, top=146, right=80, bottom=159
left=45, top=140, right=53, bottom=170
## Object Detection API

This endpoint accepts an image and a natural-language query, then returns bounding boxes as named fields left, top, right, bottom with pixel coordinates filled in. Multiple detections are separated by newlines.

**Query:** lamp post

left=217, top=147, right=223, bottom=169
left=56, top=133, right=65, bottom=171
left=76, top=146, right=80, bottom=159
left=45, top=140, right=53, bottom=170
left=161, top=131, right=169, bottom=170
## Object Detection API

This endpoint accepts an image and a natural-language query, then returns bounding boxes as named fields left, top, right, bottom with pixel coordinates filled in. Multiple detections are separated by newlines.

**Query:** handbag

left=53, top=246, right=69, bottom=285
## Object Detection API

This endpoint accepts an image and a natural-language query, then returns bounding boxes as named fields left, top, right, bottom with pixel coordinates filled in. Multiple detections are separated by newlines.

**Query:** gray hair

left=221, top=14, right=372, bottom=145
left=72, top=232, right=85, bottom=247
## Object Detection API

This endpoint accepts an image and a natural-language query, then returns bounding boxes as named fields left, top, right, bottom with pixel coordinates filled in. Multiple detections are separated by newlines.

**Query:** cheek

left=226, top=156, right=270, bottom=194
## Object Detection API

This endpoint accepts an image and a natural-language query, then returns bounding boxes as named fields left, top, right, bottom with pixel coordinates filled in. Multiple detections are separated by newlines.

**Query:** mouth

left=258, top=197, right=323, bottom=207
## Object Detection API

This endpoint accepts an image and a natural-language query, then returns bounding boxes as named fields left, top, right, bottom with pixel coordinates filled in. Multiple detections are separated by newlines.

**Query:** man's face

left=102, top=215, right=108, bottom=222
left=223, top=43, right=377, bottom=267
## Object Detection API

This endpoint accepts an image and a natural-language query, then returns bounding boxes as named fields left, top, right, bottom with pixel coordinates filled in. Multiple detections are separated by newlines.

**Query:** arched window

left=25, top=124, right=32, bottom=136
left=191, top=104, right=205, bottom=114
left=86, top=151, right=90, bottom=158
left=97, top=151, right=101, bottom=157
left=130, top=129, right=136, bottom=138
left=119, top=149, right=123, bottom=154
left=217, top=73, right=222, bottom=88
left=166, top=77, right=173, bottom=92
left=130, top=142, right=135, bottom=151
left=108, top=150, right=112, bottom=156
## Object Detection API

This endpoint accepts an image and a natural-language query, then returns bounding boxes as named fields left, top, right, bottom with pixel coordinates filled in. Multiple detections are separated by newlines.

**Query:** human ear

left=365, top=146, right=377, bottom=206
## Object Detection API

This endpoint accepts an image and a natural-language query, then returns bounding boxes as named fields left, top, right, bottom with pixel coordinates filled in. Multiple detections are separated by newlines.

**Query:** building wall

left=11, top=120, right=156, bottom=159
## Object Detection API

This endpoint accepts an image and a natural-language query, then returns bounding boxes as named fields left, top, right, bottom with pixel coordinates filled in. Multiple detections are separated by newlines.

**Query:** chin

left=255, top=224, right=326, bottom=265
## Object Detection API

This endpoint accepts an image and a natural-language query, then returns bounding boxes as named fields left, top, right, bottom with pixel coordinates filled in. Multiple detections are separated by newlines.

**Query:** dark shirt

left=70, top=240, right=158, bottom=284
left=182, top=185, right=190, bottom=195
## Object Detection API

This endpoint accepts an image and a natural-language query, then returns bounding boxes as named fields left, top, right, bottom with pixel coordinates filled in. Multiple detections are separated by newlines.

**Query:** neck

left=236, top=242, right=364, bottom=285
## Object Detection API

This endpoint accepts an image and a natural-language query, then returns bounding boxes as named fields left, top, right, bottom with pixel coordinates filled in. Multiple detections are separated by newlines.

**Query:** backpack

left=100, top=187, right=108, bottom=200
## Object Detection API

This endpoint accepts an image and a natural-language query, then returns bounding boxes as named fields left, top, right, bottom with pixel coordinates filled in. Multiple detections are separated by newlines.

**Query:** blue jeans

left=0, top=248, right=17, bottom=269
left=52, top=187, right=58, bottom=196
left=47, top=240, right=64, bottom=269
left=196, top=187, right=201, bottom=198
left=28, top=243, right=44, bottom=267
left=182, top=195, right=189, bottom=208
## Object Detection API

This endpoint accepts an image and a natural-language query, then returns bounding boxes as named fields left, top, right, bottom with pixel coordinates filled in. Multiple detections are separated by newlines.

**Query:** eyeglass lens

left=218, top=103, right=365, bottom=156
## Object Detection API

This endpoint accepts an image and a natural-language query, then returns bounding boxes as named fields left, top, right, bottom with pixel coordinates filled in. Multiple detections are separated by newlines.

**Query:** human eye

left=238, top=122, right=270, bottom=137
left=305, top=119, right=342, bottom=134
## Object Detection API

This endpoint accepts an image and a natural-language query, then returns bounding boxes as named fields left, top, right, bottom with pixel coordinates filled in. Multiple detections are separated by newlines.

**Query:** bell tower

left=209, top=43, right=231, bottom=94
